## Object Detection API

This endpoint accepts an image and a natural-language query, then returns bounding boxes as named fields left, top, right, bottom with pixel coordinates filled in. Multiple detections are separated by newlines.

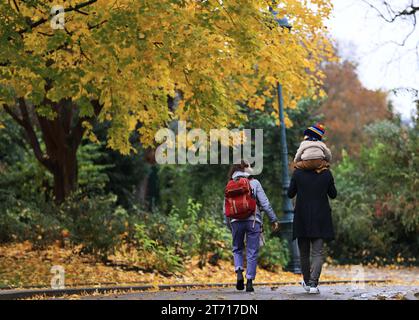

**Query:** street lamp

left=270, top=7, right=301, bottom=274
left=277, top=83, right=301, bottom=274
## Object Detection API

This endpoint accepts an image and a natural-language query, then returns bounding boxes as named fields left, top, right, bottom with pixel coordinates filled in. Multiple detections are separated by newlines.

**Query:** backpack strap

left=244, top=177, right=258, bottom=229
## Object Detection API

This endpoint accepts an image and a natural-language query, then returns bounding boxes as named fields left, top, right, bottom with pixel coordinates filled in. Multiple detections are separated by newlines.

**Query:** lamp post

left=277, top=83, right=301, bottom=274
left=271, top=7, right=301, bottom=274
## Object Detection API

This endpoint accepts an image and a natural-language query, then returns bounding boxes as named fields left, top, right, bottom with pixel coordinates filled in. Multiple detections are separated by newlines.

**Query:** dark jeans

left=297, top=238, right=324, bottom=286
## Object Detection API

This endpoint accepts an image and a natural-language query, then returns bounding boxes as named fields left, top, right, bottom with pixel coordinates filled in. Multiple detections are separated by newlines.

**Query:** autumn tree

left=319, top=60, right=393, bottom=158
left=0, top=0, right=334, bottom=202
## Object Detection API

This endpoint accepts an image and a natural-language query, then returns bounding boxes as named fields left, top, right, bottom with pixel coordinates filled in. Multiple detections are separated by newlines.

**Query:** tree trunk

left=51, top=145, right=78, bottom=203
left=35, top=100, right=82, bottom=203
left=3, top=98, right=103, bottom=203
left=134, top=148, right=160, bottom=210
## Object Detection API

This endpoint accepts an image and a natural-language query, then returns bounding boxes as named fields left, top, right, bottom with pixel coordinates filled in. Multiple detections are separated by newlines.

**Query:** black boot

left=246, top=279, right=254, bottom=292
left=236, top=270, right=244, bottom=290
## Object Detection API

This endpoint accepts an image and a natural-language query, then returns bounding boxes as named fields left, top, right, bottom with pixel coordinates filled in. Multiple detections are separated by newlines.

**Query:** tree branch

left=12, top=0, right=20, bottom=13
left=18, top=0, right=98, bottom=35
left=3, top=100, right=53, bottom=171
left=3, top=104, right=24, bottom=127
left=362, top=0, right=419, bottom=23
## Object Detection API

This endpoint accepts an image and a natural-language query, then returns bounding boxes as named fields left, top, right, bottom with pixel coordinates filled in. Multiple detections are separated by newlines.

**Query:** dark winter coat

left=287, top=169, right=337, bottom=241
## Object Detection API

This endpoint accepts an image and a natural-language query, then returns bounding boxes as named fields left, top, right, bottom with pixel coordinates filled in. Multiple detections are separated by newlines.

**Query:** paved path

left=322, top=265, right=419, bottom=284
left=83, top=284, right=419, bottom=300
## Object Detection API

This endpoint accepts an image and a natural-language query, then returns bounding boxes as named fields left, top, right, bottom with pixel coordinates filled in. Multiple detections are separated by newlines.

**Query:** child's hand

left=271, top=221, right=280, bottom=233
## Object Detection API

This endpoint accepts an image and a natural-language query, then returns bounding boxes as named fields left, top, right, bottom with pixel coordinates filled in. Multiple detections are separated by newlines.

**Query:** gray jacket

left=223, top=171, right=278, bottom=228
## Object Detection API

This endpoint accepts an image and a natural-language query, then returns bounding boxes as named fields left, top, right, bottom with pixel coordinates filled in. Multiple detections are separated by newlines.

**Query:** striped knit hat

left=304, top=123, right=325, bottom=141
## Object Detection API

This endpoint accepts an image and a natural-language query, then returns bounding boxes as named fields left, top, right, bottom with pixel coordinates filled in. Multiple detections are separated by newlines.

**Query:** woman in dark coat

left=287, top=168, right=337, bottom=294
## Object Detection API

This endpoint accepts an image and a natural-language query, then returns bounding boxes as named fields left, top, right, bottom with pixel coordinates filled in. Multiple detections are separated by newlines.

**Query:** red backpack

left=224, top=177, right=257, bottom=219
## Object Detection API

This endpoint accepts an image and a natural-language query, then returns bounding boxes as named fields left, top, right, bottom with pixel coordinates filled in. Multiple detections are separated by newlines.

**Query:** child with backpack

left=293, top=123, right=332, bottom=173
left=224, top=160, right=279, bottom=292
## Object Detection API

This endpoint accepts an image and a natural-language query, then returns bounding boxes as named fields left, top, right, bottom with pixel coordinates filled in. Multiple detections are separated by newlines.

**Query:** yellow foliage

left=0, top=0, right=335, bottom=152
left=248, top=96, right=266, bottom=111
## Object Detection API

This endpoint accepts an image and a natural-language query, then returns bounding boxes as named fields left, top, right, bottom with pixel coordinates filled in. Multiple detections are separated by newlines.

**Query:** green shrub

left=134, top=198, right=231, bottom=270
left=259, top=235, right=290, bottom=271
left=58, top=193, right=129, bottom=259
left=134, top=223, right=183, bottom=273
left=0, top=190, right=130, bottom=259
left=329, top=120, right=418, bottom=264
left=170, top=198, right=231, bottom=268
left=0, top=197, right=61, bottom=244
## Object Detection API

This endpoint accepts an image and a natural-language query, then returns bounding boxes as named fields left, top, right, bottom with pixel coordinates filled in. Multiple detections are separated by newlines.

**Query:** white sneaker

left=301, top=281, right=310, bottom=293
left=309, top=286, right=320, bottom=294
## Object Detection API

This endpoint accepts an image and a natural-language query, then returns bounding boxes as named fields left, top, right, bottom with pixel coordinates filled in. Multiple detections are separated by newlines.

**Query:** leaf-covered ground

left=0, top=242, right=329, bottom=289
left=1, top=242, right=417, bottom=290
